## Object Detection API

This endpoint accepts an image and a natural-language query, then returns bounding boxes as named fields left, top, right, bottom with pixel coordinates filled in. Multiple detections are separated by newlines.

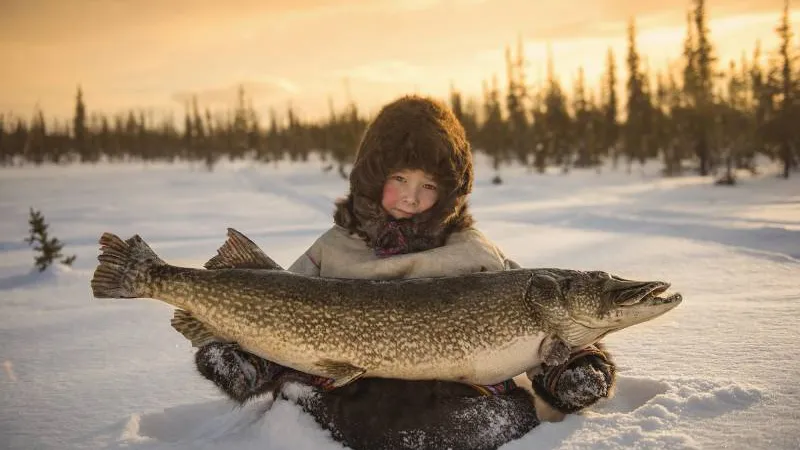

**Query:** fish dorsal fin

left=171, top=309, right=229, bottom=347
left=314, top=359, right=366, bottom=388
left=187, top=228, right=281, bottom=346
left=205, top=228, right=284, bottom=270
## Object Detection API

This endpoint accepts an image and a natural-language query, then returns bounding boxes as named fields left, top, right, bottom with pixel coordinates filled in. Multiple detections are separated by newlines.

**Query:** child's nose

left=401, top=186, right=419, bottom=205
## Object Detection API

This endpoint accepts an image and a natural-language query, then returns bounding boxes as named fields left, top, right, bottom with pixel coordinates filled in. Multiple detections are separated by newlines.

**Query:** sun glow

left=0, top=1, right=797, bottom=121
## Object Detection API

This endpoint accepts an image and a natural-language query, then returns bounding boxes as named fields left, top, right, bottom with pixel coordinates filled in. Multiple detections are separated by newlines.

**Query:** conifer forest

left=1, top=0, right=798, bottom=181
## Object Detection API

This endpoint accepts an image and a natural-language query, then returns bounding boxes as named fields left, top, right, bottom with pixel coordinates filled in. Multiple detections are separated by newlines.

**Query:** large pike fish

left=90, top=229, right=682, bottom=388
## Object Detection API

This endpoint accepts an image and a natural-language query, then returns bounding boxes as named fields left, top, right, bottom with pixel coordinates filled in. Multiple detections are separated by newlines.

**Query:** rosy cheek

left=381, top=183, right=400, bottom=210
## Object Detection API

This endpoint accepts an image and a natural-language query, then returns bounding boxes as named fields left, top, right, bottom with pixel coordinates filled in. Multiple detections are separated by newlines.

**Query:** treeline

left=0, top=85, right=368, bottom=173
left=1, top=0, right=797, bottom=179
left=461, top=0, right=799, bottom=180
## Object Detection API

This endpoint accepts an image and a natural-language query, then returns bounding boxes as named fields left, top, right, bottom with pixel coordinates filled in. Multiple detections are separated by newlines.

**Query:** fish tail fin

left=91, top=232, right=165, bottom=298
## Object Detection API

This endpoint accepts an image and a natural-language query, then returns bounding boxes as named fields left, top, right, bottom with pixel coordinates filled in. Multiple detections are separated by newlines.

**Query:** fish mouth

left=567, top=281, right=683, bottom=340
left=618, top=282, right=683, bottom=307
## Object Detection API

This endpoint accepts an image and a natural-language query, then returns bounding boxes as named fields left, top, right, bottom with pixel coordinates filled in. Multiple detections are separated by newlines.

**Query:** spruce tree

left=735, top=53, right=758, bottom=172
left=232, top=85, right=249, bottom=159
left=74, top=86, right=90, bottom=162
left=505, top=37, right=530, bottom=166
left=450, top=83, right=465, bottom=125
left=183, top=101, right=194, bottom=159
left=480, top=75, right=506, bottom=173
left=0, top=114, right=5, bottom=166
left=97, top=115, right=110, bottom=160
left=751, top=41, right=773, bottom=168
left=682, top=10, right=697, bottom=108
left=529, top=87, right=548, bottom=173
left=542, top=48, right=572, bottom=171
left=29, top=109, right=47, bottom=165
left=715, top=59, right=751, bottom=184
left=652, top=72, right=672, bottom=174
left=190, top=97, right=206, bottom=163
left=25, top=208, right=76, bottom=272
left=691, top=0, right=717, bottom=175
left=450, top=84, right=479, bottom=147
left=624, top=17, right=649, bottom=171
left=266, top=107, right=281, bottom=163
left=247, top=100, right=262, bottom=157
left=602, top=47, right=620, bottom=167
left=774, top=0, right=796, bottom=178
left=572, top=67, right=592, bottom=167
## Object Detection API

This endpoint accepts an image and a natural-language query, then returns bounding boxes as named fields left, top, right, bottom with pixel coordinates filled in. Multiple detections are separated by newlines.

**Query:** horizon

left=1, top=0, right=798, bottom=122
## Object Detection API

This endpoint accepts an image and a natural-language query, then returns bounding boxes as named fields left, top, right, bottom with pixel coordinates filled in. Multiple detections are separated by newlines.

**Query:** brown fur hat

left=333, top=94, right=475, bottom=249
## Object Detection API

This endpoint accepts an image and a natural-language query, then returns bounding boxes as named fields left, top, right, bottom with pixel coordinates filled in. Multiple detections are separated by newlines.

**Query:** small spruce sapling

left=25, top=208, right=77, bottom=272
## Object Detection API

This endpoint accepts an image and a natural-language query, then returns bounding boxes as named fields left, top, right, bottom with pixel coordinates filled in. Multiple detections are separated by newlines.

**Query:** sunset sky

left=1, top=0, right=798, bottom=123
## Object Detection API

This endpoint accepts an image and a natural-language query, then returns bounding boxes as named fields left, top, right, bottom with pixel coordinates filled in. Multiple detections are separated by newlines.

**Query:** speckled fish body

left=91, top=229, right=682, bottom=387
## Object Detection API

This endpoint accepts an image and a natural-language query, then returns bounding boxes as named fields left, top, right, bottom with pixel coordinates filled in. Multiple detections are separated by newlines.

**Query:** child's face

left=381, top=169, right=439, bottom=219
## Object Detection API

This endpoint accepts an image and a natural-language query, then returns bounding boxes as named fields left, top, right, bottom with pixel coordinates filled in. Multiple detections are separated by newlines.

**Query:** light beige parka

left=287, top=225, right=517, bottom=279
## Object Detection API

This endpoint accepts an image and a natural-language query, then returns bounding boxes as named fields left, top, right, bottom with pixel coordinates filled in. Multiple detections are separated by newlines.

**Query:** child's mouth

left=393, top=209, right=414, bottom=218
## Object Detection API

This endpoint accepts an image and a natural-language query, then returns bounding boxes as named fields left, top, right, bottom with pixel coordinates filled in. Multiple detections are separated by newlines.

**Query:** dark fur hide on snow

left=290, top=378, right=540, bottom=450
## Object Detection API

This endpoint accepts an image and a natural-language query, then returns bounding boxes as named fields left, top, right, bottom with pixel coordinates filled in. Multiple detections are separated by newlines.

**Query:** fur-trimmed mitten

left=195, top=342, right=288, bottom=403
left=528, top=343, right=617, bottom=414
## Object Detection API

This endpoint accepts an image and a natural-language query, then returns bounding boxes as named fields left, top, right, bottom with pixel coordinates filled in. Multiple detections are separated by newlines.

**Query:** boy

left=195, top=95, right=616, bottom=449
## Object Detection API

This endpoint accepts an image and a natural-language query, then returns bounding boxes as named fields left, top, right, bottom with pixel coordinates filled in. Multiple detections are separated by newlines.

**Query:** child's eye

left=391, top=175, right=406, bottom=182
left=423, top=183, right=437, bottom=191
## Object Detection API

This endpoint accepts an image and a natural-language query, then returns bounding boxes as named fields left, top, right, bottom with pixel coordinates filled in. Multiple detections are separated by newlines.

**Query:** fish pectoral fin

left=314, top=359, right=366, bottom=388
left=170, top=309, right=227, bottom=347
left=204, top=228, right=284, bottom=270
left=539, top=335, right=572, bottom=367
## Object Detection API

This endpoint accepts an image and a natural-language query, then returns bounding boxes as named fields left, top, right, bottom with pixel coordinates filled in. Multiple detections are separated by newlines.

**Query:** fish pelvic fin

left=204, top=228, right=284, bottom=270
left=171, top=309, right=228, bottom=347
left=91, top=233, right=165, bottom=299
left=314, top=359, right=366, bottom=388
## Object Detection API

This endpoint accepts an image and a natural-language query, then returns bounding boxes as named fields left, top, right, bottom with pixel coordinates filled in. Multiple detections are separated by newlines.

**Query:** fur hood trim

left=333, top=94, right=475, bottom=249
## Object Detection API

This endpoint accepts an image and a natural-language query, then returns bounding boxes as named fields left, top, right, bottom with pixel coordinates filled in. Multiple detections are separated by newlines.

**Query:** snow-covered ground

left=1, top=155, right=798, bottom=449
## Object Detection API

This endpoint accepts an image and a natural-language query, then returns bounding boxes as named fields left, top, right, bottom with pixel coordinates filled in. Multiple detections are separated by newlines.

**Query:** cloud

left=1, top=0, right=795, bottom=121
left=332, top=60, right=427, bottom=84
left=0, top=0, right=373, bottom=45
left=171, top=79, right=301, bottom=109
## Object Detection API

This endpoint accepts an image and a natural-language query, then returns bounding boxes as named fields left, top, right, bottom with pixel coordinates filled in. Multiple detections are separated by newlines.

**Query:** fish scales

left=91, top=229, right=682, bottom=387
left=145, top=264, right=541, bottom=377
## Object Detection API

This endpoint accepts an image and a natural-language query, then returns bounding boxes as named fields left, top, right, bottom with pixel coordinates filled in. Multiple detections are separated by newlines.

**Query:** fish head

left=527, top=269, right=683, bottom=347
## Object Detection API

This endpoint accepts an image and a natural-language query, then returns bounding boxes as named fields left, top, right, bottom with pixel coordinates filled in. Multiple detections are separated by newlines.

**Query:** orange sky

left=1, top=0, right=797, bottom=122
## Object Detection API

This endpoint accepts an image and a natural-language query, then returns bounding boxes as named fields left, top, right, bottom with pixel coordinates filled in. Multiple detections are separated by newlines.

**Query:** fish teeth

left=651, top=292, right=681, bottom=304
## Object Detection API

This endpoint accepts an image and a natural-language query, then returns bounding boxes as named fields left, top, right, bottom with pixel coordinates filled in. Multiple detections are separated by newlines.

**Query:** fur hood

left=333, top=94, right=475, bottom=252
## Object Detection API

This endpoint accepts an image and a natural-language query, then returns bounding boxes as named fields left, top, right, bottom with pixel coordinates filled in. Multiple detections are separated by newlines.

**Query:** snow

left=1, top=155, right=799, bottom=449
